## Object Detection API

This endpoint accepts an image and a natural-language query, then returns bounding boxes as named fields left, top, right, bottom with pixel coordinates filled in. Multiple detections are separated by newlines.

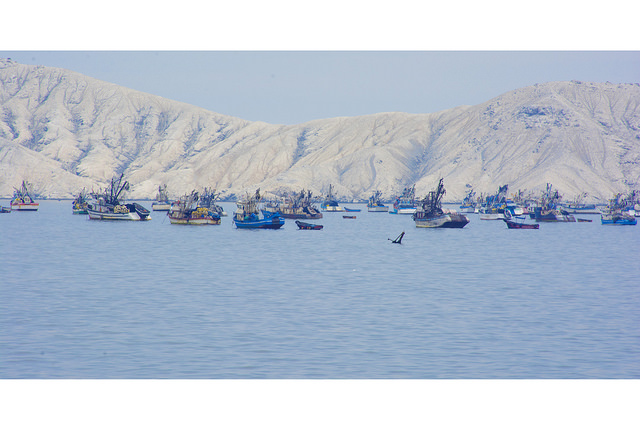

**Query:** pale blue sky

left=2, top=51, right=638, bottom=125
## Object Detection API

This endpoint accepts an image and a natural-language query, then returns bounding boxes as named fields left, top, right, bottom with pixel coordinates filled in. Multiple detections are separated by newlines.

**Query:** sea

left=1, top=200, right=639, bottom=379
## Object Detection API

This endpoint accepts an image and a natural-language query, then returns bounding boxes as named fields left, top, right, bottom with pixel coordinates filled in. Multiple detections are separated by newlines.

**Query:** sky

left=1, top=3, right=639, bottom=125
left=2, top=50, right=638, bottom=125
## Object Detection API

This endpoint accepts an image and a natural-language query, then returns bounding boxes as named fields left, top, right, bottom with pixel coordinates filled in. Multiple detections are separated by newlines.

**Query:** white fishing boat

left=10, top=180, right=39, bottom=211
left=367, top=190, right=389, bottom=212
left=87, top=174, right=151, bottom=221
left=151, top=184, right=172, bottom=211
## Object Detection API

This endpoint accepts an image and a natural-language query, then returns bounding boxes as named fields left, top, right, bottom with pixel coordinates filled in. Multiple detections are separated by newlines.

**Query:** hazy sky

left=2, top=51, right=638, bottom=125
left=1, top=3, right=638, bottom=124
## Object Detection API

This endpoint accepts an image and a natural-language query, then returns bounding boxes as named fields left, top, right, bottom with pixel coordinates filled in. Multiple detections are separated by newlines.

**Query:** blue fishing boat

left=600, top=192, right=638, bottom=225
left=233, top=189, right=284, bottom=229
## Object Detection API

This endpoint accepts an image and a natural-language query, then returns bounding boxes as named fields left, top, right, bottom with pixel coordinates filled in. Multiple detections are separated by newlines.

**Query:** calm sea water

left=1, top=200, right=638, bottom=379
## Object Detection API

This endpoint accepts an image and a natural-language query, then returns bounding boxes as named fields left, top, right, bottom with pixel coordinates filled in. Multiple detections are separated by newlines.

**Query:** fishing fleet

left=3, top=175, right=638, bottom=231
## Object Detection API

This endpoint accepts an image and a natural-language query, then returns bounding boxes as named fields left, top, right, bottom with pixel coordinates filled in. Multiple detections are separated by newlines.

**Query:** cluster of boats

left=3, top=176, right=638, bottom=229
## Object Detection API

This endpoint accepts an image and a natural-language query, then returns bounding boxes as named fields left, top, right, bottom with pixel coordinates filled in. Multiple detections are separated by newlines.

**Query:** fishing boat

left=168, top=190, right=221, bottom=225
left=533, top=183, right=576, bottom=222
left=413, top=178, right=469, bottom=228
left=198, top=187, right=227, bottom=216
left=367, top=191, right=389, bottom=212
left=233, top=189, right=284, bottom=229
left=265, top=189, right=322, bottom=219
left=321, top=184, right=344, bottom=212
left=151, top=184, right=172, bottom=211
left=389, top=185, right=416, bottom=214
left=87, top=174, right=151, bottom=221
left=295, top=220, right=323, bottom=230
left=502, top=211, right=539, bottom=229
left=478, top=185, right=509, bottom=220
left=0, top=205, right=11, bottom=213
left=72, top=189, right=89, bottom=214
left=562, top=192, right=600, bottom=214
left=600, top=192, right=637, bottom=225
left=459, top=188, right=477, bottom=214
left=10, top=180, right=39, bottom=211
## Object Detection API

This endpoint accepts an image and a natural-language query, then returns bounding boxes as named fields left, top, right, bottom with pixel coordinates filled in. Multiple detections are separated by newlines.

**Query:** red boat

left=503, top=218, right=539, bottom=229
left=295, top=220, right=323, bottom=230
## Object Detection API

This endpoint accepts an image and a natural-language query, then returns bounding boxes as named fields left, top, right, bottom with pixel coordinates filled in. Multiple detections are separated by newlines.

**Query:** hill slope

left=1, top=58, right=638, bottom=202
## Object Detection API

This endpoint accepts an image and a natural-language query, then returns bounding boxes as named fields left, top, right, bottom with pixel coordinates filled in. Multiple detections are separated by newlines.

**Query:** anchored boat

left=87, top=174, right=151, bottom=221
left=151, top=184, right=172, bottom=211
left=533, top=183, right=576, bottom=222
left=72, top=189, right=89, bottom=214
left=413, top=178, right=469, bottom=228
left=600, top=192, right=637, bottom=225
left=168, top=190, right=221, bottom=225
left=389, top=185, right=416, bottom=214
left=265, top=189, right=322, bottom=219
left=295, top=220, right=323, bottom=230
left=233, top=189, right=284, bottom=229
left=367, top=190, right=388, bottom=212
left=10, top=180, right=39, bottom=211
left=198, top=187, right=227, bottom=216
left=321, top=184, right=344, bottom=212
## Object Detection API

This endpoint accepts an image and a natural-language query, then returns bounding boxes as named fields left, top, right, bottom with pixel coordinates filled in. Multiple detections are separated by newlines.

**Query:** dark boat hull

left=503, top=219, right=539, bottom=229
left=295, top=220, right=323, bottom=230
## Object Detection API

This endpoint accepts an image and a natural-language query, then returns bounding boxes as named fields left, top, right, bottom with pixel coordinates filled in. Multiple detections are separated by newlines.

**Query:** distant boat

left=87, top=174, right=151, bottom=221
left=343, top=207, right=361, bottom=212
left=198, top=187, right=227, bottom=217
left=321, top=184, right=344, bottom=212
left=343, top=215, right=356, bottom=219
left=413, top=178, right=469, bottom=228
left=295, top=220, right=323, bottom=230
left=562, top=192, right=600, bottom=214
left=367, top=191, right=388, bottom=212
left=151, top=184, right=172, bottom=211
left=10, top=180, right=39, bottom=211
left=502, top=213, right=539, bottom=229
left=0, top=205, right=11, bottom=213
left=389, top=185, right=416, bottom=214
left=168, top=190, right=221, bottom=225
left=600, top=192, right=637, bottom=225
left=233, top=189, right=284, bottom=229
left=264, top=189, right=322, bottom=219
left=478, top=184, right=509, bottom=220
left=459, top=188, right=477, bottom=213
left=72, top=188, right=89, bottom=214
left=532, top=183, right=576, bottom=222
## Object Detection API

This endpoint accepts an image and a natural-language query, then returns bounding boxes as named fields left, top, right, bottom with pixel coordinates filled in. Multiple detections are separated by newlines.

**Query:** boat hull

left=503, top=219, right=539, bottom=229
left=322, top=206, right=344, bottom=212
left=169, top=217, right=221, bottom=225
left=152, top=202, right=172, bottom=211
left=389, top=208, right=416, bottom=215
left=279, top=212, right=323, bottom=219
left=367, top=205, right=389, bottom=212
left=601, top=214, right=637, bottom=225
left=87, top=203, right=151, bottom=221
left=234, top=218, right=284, bottom=229
left=479, top=213, right=505, bottom=220
left=10, top=203, right=39, bottom=211
left=295, top=220, right=323, bottom=230
left=534, top=208, right=576, bottom=222
left=414, top=213, right=469, bottom=228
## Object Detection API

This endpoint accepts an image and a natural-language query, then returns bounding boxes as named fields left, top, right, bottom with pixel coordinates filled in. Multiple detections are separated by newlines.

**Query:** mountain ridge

left=1, top=58, right=638, bottom=202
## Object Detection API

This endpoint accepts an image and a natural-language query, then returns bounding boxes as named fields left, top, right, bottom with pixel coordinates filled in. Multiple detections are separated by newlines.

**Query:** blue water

left=1, top=201, right=638, bottom=378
